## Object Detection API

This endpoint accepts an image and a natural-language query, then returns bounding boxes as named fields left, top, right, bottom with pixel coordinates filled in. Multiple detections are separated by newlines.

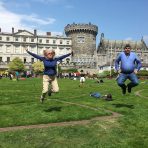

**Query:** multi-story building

left=0, top=23, right=148, bottom=72
left=0, top=28, right=72, bottom=70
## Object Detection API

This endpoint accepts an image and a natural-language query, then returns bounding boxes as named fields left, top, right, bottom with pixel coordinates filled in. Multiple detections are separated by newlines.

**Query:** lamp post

left=110, top=42, right=112, bottom=77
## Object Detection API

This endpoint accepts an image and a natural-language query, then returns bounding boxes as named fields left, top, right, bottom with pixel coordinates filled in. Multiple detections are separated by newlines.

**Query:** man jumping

left=115, top=44, right=142, bottom=94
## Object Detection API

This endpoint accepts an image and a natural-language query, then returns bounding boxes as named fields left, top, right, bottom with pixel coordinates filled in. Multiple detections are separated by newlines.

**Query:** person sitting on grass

left=115, top=44, right=142, bottom=95
left=26, top=48, right=73, bottom=103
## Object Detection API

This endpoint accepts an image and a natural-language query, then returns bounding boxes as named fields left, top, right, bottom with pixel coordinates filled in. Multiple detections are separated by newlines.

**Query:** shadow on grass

left=44, top=106, right=62, bottom=112
left=112, top=103, right=134, bottom=109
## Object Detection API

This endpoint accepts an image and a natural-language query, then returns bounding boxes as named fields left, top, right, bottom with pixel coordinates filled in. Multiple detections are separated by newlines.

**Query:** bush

left=137, top=70, right=148, bottom=76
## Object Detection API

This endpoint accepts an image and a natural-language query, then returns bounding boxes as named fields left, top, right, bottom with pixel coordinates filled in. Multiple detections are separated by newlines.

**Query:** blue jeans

left=117, top=73, right=139, bottom=88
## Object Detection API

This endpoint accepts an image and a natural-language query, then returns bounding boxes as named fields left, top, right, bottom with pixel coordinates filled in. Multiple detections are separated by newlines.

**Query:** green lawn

left=0, top=77, right=148, bottom=148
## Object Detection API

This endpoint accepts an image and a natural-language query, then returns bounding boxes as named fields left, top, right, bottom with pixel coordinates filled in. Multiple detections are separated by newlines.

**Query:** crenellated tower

left=65, top=23, right=98, bottom=56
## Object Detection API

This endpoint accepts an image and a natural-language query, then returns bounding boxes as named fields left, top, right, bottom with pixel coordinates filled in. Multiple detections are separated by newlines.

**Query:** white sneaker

left=40, top=95, right=44, bottom=103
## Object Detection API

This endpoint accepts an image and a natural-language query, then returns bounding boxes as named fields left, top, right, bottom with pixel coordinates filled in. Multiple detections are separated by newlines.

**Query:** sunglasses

left=47, top=52, right=53, bottom=55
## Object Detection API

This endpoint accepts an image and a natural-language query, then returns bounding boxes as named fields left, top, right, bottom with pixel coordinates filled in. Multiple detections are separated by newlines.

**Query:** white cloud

left=0, top=1, right=56, bottom=33
left=124, top=37, right=133, bottom=41
left=31, top=0, right=60, bottom=4
left=22, top=14, right=55, bottom=25
left=65, top=5, right=74, bottom=9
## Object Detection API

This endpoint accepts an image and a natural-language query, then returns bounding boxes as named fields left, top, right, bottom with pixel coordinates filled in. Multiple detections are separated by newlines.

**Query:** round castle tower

left=64, top=23, right=98, bottom=57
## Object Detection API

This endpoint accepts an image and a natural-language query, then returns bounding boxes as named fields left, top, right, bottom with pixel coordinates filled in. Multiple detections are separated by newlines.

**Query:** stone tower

left=64, top=23, right=98, bottom=57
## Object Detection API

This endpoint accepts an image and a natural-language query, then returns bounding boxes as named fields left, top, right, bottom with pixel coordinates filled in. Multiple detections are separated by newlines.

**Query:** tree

left=8, top=57, right=25, bottom=72
left=32, top=61, right=44, bottom=74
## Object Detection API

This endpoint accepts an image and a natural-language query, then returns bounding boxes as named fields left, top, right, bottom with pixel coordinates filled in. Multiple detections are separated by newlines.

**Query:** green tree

left=32, top=61, right=44, bottom=74
left=8, top=57, right=25, bottom=72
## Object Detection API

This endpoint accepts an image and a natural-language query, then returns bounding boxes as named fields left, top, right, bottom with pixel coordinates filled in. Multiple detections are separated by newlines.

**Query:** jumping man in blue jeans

left=115, top=44, right=142, bottom=94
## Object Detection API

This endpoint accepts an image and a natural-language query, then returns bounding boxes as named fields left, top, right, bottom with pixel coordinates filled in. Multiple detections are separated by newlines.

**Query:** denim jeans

left=117, top=73, right=139, bottom=88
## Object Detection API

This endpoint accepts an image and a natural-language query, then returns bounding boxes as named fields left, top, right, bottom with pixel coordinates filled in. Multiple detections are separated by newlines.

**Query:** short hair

left=43, top=49, right=55, bottom=57
left=124, top=44, right=131, bottom=49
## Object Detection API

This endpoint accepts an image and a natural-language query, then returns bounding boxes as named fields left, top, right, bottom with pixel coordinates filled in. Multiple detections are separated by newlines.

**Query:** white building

left=0, top=28, right=72, bottom=70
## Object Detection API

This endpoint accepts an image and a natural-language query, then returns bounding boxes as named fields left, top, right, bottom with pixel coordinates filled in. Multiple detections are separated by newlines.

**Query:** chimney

left=34, top=29, right=37, bottom=36
left=46, top=32, right=51, bottom=36
left=12, top=27, right=14, bottom=34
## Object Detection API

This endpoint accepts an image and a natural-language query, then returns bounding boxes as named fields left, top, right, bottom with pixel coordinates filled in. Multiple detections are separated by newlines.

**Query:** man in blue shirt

left=115, top=44, right=142, bottom=94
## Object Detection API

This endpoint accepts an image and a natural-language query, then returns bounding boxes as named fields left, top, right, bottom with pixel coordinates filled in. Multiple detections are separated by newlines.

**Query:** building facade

left=0, top=28, right=72, bottom=70
left=97, top=33, right=148, bottom=71
left=0, top=23, right=148, bottom=72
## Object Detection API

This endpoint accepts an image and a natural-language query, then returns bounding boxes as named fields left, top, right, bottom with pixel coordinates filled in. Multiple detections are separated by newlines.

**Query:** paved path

left=135, top=89, right=148, bottom=99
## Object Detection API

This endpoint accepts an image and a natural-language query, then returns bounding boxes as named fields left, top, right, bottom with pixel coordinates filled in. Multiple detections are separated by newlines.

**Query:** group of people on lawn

left=26, top=43, right=142, bottom=103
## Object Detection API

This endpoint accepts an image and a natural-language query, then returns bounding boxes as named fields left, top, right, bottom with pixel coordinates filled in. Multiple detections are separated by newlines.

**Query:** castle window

left=46, top=40, right=49, bottom=43
left=77, top=36, right=85, bottom=43
left=0, top=37, right=2, bottom=40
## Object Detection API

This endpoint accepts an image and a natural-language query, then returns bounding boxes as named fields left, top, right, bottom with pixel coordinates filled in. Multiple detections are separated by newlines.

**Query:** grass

left=0, top=77, right=148, bottom=148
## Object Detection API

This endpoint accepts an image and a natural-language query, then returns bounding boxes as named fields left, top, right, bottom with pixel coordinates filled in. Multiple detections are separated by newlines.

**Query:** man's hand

left=115, top=69, right=121, bottom=74
left=134, top=69, right=138, bottom=74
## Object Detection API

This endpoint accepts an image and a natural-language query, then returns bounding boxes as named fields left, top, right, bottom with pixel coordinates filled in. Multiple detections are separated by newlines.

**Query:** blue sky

left=0, top=0, right=148, bottom=45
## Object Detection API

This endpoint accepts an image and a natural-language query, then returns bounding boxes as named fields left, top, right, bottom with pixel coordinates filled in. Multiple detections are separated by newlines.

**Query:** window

left=52, top=47, right=57, bottom=49
left=46, top=40, right=49, bottom=43
left=0, top=46, right=2, bottom=53
left=31, top=38, right=34, bottom=42
left=66, top=48, right=70, bottom=51
left=15, top=38, right=19, bottom=41
left=7, top=57, right=10, bottom=62
left=31, top=58, right=34, bottom=64
left=6, top=46, right=11, bottom=53
left=77, top=36, right=85, bottom=43
left=15, top=46, right=20, bottom=53
left=6, top=37, right=10, bottom=41
left=60, top=40, right=63, bottom=44
left=0, top=57, right=2, bottom=62
left=24, top=58, right=26, bottom=63
left=0, top=37, right=2, bottom=40
left=39, top=39, right=42, bottom=43
left=67, top=41, right=70, bottom=44
left=23, top=38, right=26, bottom=42
left=53, top=40, right=56, bottom=44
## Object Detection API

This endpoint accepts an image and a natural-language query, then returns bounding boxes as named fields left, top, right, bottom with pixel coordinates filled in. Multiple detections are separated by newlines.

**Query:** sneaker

left=122, top=86, right=126, bottom=95
left=40, top=95, right=44, bottom=103
left=127, top=86, right=132, bottom=93
left=48, top=90, right=52, bottom=96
